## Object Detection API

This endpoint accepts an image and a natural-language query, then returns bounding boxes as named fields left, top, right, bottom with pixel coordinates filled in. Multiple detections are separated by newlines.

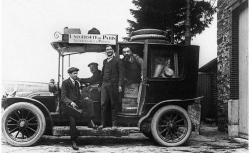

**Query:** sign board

left=68, top=34, right=117, bottom=45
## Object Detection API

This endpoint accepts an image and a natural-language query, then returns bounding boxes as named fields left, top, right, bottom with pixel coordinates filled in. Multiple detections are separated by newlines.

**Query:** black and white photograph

left=1, top=0, right=249, bottom=152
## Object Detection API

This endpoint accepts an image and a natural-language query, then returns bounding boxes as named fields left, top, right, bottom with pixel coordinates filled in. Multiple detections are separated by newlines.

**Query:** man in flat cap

left=61, top=67, right=96, bottom=150
left=79, top=62, right=101, bottom=85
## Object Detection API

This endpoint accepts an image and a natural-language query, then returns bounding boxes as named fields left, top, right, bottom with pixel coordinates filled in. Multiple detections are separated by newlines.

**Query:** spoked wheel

left=2, top=102, right=46, bottom=146
left=151, top=105, right=192, bottom=147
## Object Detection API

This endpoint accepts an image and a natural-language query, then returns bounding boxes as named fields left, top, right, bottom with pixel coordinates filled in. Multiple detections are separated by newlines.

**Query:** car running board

left=52, top=126, right=140, bottom=137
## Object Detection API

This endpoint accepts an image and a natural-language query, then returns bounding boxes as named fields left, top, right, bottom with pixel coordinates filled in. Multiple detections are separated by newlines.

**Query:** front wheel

left=151, top=105, right=192, bottom=147
left=2, top=102, right=46, bottom=146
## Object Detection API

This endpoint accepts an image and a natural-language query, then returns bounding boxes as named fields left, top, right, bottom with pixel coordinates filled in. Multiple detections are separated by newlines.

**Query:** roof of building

left=199, top=58, right=217, bottom=72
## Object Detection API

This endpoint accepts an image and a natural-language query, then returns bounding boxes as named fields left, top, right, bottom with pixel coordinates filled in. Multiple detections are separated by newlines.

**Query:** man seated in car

left=78, top=62, right=102, bottom=101
left=79, top=62, right=102, bottom=86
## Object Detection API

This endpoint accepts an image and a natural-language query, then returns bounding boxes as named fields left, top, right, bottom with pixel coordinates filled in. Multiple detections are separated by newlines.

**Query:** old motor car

left=1, top=28, right=201, bottom=147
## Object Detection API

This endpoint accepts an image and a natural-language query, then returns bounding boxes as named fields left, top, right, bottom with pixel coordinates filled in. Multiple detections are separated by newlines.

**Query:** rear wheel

left=2, top=102, right=46, bottom=146
left=151, top=105, right=192, bottom=147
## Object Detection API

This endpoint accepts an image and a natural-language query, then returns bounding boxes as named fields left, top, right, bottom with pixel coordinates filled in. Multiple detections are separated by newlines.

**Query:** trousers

left=101, top=80, right=118, bottom=125
left=65, top=99, right=95, bottom=140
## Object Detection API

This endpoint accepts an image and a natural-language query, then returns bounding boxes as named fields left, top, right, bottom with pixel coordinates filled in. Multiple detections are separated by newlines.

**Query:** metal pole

left=58, top=52, right=61, bottom=89
left=69, top=55, right=70, bottom=67
left=62, top=55, right=64, bottom=81
left=57, top=52, right=61, bottom=114
left=185, top=0, right=191, bottom=45
left=115, top=35, right=119, bottom=57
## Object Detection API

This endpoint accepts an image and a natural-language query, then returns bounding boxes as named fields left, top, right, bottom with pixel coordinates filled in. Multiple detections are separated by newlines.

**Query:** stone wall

left=217, top=0, right=237, bottom=132
left=211, top=73, right=218, bottom=121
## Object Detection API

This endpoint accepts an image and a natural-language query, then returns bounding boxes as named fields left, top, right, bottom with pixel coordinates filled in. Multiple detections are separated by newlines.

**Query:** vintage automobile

left=1, top=28, right=201, bottom=147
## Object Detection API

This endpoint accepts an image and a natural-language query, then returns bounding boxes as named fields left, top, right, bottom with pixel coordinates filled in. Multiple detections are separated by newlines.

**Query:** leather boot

left=111, top=121, right=117, bottom=130
left=72, top=140, right=79, bottom=150
left=98, top=121, right=105, bottom=130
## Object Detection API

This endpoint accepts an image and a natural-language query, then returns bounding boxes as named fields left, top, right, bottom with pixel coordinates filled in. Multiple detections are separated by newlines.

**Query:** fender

left=138, top=96, right=203, bottom=128
left=2, top=97, right=54, bottom=129
left=26, top=92, right=51, bottom=98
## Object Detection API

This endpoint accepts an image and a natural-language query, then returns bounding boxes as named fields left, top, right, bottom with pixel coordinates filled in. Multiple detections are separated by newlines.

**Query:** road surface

left=1, top=124, right=248, bottom=153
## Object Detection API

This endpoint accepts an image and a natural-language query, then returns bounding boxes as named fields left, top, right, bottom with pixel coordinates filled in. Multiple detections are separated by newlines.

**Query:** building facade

left=217, top=0, right=248, bottom=139
left=198, top=58, right=217, bottom=122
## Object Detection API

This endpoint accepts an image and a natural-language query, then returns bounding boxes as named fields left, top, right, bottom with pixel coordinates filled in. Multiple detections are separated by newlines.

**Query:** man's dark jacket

left=80, top=70, right=101, bottom=85
left=61, top=78, right=81, bottom=108
left=100, top=57, right=124, bottom=91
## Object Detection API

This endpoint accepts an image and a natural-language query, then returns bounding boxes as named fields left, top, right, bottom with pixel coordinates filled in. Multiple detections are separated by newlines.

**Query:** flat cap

left=68, top=67, right=79, bottom=73
left=88, top=62, right=98, bottom=67
left=50, top=79, right=55, bottom=83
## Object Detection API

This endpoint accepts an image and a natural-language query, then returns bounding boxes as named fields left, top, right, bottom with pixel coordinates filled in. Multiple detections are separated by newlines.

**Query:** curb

left=233, top=137, right=249, bottom=145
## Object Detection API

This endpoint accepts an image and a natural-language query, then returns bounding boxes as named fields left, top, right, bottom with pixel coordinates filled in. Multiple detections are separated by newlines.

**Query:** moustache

left=124, top=55, right=131, bottom=60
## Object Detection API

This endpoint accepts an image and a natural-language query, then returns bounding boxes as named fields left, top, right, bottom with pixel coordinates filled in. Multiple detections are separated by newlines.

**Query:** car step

left=52, top=126, right=140, bottom=137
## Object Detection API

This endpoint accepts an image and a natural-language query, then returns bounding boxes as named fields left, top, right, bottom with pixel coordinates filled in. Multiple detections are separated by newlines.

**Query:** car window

left=150, top=47, right=184, bottom=79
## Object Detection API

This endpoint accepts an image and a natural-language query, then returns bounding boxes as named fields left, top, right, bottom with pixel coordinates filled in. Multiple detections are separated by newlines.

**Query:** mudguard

left=138, top=96, right=203, bottom=128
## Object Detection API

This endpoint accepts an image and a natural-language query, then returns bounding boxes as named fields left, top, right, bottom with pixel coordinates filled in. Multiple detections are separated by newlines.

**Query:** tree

left=125, top=0, right=216, bottom=44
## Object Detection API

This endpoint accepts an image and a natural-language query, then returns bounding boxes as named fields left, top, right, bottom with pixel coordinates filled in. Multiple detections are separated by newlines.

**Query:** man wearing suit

left=61, top=67, right=96, bottom=150
left=98, top=45, right=124, bottom=130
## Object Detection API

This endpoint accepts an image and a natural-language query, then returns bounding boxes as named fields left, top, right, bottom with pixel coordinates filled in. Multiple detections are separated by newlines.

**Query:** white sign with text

left=69, top=34, right=117, bottom=45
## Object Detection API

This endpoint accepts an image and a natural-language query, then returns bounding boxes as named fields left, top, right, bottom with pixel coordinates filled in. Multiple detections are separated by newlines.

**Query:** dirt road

left=1, top=124, right=248, bottom=153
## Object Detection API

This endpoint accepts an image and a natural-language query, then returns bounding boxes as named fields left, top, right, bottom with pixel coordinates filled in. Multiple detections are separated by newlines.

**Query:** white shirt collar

left=107, top=55, right=114, bottom=62
left=70, top=77, right=75, bottom=83
left=70, top=77, right=80, bottom=87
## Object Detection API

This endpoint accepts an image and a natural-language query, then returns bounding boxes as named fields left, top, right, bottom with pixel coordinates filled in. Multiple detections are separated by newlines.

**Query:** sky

left=1, top=0, right=217, bottom=83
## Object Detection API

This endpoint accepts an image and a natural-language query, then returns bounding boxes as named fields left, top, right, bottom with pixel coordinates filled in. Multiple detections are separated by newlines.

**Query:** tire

left=151, top=105, right=192, bottom=147
left=130, top=34, right=167, bottom=41
left=131, top=29, right=166, bottom=36
left=131, top=39, right=169, bottom=43
left=2, top=102, right=46, bottom=146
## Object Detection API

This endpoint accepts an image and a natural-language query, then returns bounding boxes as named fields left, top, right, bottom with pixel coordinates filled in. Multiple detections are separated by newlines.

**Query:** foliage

left=125, top=0, right=216, bottom=43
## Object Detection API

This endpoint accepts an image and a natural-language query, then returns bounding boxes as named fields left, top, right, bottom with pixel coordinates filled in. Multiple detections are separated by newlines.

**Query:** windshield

left=60, top=52, right=106, bottom=83
left=51, top=42, right=109, bottom=55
